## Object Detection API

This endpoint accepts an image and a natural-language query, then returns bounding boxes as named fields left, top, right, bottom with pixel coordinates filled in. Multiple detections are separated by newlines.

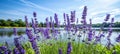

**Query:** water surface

left=0, top=28, right=120, bottom=46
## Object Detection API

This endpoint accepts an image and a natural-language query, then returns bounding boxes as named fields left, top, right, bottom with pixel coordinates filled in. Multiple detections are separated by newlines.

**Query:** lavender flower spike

left=0, top=46, right=7, bottom=54
left=63, top=13, right=66, bottom=22
left=54, top=13, right=59, bottom=27
left=66, top=14, right=71, bottom=31
left=82, top=6, right=87, bottom=19
left=116, top=34, right=120, bottom=42
left=111, top=18, right=114, bottom=23
left=81, top=6, right=87, bottom=28
left=59, top=48, right=62, bottom=54
left=26, top=29, right=40, bottom=54
left=46, top=17, right=50, bottom=28
left=106, top=16, right=114, bottom=50
left=25, top=16, right=29, bottom=27
left=104, top=14, right=110, bottom=21
left=70, top=11, right=76, bottom=23
left=50, top=16, right=52, bottom=27
left=111, top=18, right=114, bottom=26
left=88, top=19, right=92, bottom=41
left=33, top=12, right=39, bottom=28
left=13, top=28, right=17, bottom=36
left=14, top=37, right=25, bottom=54
left=43, top=28, right=50, bottom=39
left=67, top=42, right=72, bottom=54
left=13, top=48, right=20, bottom=54
left=33, top=12, right=37, bottom=17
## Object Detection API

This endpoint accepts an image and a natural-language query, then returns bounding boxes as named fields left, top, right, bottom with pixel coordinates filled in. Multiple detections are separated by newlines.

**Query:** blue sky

left=0, top=0, right=120, bottom=24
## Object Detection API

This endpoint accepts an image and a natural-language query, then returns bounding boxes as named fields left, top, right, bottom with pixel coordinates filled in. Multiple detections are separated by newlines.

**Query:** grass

left=21, top=40, right=120, bottom=54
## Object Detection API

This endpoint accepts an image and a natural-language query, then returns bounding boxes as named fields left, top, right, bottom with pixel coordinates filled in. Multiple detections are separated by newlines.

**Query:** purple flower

left=21, top=49, right=25, bottom=54
left=25, top=16, right=29, bottom=27
left=0, top=46, right=11, bottom=54
left=88, top=19, right=92, bottom=41
left=13, top=28, right=17, bottom=36
left=95, top=36, right=100, bottom=42
left=31, top=41, right=39, bottom=54
left=107, top=17, right=114, bottom=40
left=35, top=20, right=39, bottom=28
left=70, top=11, right=76, bottom=23
left=111, top=18, right=114, bottom=23
left=50, top=16, right=52, bottom=27
left=63, top=13, right=68, bottom=30
left=51, top=21, right=55, bottom=32
left=81, top=6, right=87, bottom=28
left=14, top=38, right=21, bottom=48
left=82, top=6, right=87, bottom=18
left=33, top=12, right=37, bottom=17
left=116, top=34, right=120, bottom=42
left=104, top=14, right=110, bottom=21
left=32, top=18, right=35, bottom=28
left=95, top=34, right=104, bottom=43
left=63, top=13, right=66, bottom=22
left=100, top=34, right=105, bottom=37
left=0, top=46, right=7, bottom=51
left=88, top=31, right=92, bottom=41
left=26, top=28, right=39, bottom=54
left=66, top=14, right=71, bottom=31
left=59, top=48, right=62, bottom=54
left=26, top=29, right=33, bottom=39
left=105, top=15, right=113, bottom=50
left=67, top=42, right=72, bottom=54
left=74, top=26, right=78, bottom=33
left=54, top=13, right=59, bottom=27
left=46, top=17, right=50, bottom=28
left=51, top=21, right=58, bottom=38
left=14, top=37, right=25, bottom=54
left=43, top=28, right=50, bottom=39
left=13, top=48, right=20, bottom=54
left=4, top=51, right=9, bottom=54
left=31, top=18, right=38, bottom=34
left=111, top=18, right=114, bottom=26
left=33, top=12, right=39, bottom=29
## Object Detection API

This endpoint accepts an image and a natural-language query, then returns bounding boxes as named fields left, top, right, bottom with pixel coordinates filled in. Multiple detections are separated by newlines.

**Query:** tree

left=39, top=22, right=44, bottom=27
left=14, top=19, right=25, bottom=27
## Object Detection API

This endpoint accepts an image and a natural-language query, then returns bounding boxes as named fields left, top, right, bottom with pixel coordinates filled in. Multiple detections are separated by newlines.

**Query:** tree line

left=0, top=19, right=45, bottom=27
left=92, top=22, right=120, bottom=27
left=0, top=19, right=120, bottom=27
left=0, top=19, right=25, bottom=27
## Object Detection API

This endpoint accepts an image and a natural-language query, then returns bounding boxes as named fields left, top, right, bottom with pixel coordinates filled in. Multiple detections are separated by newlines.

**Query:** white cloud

left=81, top=8, right=120, bottom=24
left=90, top=8, right=120, bottom=18
left=19, top=0, right=56, bottom=13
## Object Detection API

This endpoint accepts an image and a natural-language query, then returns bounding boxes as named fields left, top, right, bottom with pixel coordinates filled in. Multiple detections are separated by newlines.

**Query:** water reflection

left=0, top=31, right=24, bottom=36
left=0, top=28, right=27, bottom=46
left=0, top=28, right=120, bottom=46
left=0, top=28, right=25, bottom=36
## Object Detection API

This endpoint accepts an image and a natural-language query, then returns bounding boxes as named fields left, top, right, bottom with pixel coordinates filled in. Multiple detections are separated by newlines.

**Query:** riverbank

left=0, top=27, right=120, bottom=31
left=0, top=27, right=26, bottom=28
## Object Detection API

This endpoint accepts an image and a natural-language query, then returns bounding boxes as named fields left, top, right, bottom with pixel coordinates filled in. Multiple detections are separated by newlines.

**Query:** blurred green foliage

left=0, top=19, right=120, bottom=27
left=0, top=19, right=25, bottom=27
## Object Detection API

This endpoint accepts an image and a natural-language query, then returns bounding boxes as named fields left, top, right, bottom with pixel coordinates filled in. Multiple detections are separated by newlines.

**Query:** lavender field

left=1, top=0, right=120, bottom=54
left=0, top=5, right=120, bottom=54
